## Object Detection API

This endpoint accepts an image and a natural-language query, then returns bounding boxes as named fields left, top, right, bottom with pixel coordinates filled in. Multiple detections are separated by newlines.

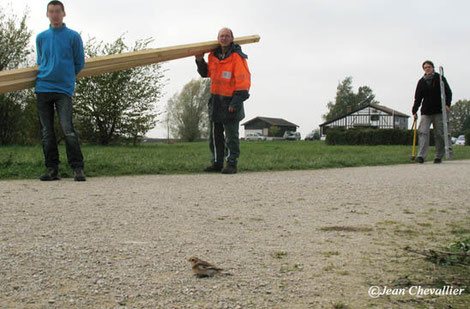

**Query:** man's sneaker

left=73, top=168, right=86, bottom=181
left=39, top=167, right=59, bottom=181
left=203, top=165, right=223, bottom=172
left=221, top=165, right=237, bottom=174
left=416, top=157, right=424, bottom=164
left=434, top=158, right=442, bottom=164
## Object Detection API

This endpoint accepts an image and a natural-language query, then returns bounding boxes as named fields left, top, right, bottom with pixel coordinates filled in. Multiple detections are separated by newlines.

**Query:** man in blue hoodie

left=36, top=1, right=86, bottom=181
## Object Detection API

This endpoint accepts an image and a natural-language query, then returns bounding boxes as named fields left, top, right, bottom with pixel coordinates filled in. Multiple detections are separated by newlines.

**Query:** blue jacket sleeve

left=73, top=34, right=85, bottom=75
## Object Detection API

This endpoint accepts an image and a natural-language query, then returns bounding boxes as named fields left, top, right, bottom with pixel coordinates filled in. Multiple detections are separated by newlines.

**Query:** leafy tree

left=166, top=78, right=211, bottom=142
left=312, top=129, right=321, bottom=140
left=356, top=86, right=378, bottom=106
left=449, top=99, right=470, bottom=136
left=268, top=126, right=280, bottom=137
left=323, top=76, right=379, bottom=122
left=20, top=94, right=43, bottom=144
left=74, top=36, right=164, bottom=145
left=462, top=117, right=470, bottom=133
left=0, top=5, right=33, bottom=145
left=0, top=6, right=32, bottom=71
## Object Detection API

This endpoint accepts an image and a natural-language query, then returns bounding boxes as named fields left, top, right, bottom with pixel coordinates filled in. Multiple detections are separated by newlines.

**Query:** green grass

left=1, top=141, right=470, bottom=180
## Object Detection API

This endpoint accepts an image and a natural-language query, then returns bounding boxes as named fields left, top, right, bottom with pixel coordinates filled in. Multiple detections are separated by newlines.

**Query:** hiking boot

left=416, top=157, right=424, bottom=164
left=73, top=168, right=86, bottom=181
left=40, top=167, right=59, bottom=181
left=221, top=165, right=237, bottom=174
left=433, top=158, right=442, bottom=164
left=204, top=165, right=223, bottom=172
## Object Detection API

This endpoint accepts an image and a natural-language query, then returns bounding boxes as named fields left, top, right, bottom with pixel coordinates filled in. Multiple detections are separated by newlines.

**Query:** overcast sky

left=6, top=0, right=470, bottom=138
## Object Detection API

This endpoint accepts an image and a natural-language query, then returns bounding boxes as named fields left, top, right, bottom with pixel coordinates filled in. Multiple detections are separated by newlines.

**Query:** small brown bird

left=187, top=256, right=232, bottom=277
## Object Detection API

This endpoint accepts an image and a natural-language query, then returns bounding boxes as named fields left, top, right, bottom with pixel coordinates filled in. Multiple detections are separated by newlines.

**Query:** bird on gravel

left=187, top=256, right=232, bottom=278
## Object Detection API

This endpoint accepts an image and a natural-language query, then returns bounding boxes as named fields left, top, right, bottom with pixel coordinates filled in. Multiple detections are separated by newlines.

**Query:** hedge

left=325, top=128, right=436, bottom=146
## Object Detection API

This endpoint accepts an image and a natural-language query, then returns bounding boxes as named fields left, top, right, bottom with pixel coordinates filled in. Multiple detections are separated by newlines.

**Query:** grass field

left=1, top=141, right=470, bottom=179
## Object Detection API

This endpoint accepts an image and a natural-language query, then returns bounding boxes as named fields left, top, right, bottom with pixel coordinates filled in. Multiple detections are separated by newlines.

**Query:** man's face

left=218, top=29, right=233, bottom=48
left=47, top=4, right=65, bottom=27
left=423, top=63, right=434, bottom=75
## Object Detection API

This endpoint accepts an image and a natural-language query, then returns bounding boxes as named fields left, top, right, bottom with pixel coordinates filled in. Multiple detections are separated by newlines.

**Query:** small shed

left=242, top=116, right=299, bottom=137
left=319, top=104, right=410, bottom=136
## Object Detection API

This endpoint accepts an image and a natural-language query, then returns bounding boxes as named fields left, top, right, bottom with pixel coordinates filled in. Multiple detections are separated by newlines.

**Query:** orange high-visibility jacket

left=207, top=49, right=251, bottom=97
left=196, top=43, right=251, bottom=122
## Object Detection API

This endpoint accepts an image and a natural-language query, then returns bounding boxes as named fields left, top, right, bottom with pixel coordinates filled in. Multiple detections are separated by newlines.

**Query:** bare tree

left=166, top=79, right=211, bottom=142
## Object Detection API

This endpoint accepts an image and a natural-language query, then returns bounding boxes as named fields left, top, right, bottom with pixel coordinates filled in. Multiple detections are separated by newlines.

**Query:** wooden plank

left=0, top=35, right=260, bottom=94
left=0, top=66, right=38, bottom=83
left=81, top=35, right=260, bottom=69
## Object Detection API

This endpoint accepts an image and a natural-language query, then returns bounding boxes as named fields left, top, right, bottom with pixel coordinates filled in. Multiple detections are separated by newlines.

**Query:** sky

left=5, top=0, right=470, bottom=138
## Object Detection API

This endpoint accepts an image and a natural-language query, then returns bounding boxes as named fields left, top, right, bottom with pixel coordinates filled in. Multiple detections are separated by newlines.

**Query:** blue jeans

left=36, top=92, right=84, bottom=169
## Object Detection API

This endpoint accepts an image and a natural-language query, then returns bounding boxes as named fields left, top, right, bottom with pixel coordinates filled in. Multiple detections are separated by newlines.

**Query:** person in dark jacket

left=195, top=28, right=251, bottom=174
left=35, top=1, right=86, bottom=181
left=412, top=60, right=452, bottom=164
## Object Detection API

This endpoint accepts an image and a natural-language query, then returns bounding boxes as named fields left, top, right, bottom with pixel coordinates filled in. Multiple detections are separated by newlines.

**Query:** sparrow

left=187, top=256, right=232, bottom=277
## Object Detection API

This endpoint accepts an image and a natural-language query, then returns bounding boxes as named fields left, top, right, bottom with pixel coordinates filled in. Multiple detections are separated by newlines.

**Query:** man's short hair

left=47, top=1, right=65, bottom=12
left=218, top=27, right=234, bottom=38
left=422, top=60, right=434, bottom=68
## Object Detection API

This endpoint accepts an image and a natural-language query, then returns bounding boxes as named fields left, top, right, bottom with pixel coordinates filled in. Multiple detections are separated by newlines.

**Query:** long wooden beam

left=0, top=35, right=260, bottom=94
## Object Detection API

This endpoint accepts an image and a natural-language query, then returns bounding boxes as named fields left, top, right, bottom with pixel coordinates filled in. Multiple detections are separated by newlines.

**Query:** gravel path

left=1, top=160, right=470, bottom=308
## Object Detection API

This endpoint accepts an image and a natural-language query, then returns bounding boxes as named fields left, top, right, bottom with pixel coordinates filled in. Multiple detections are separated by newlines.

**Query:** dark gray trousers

left=209, top=120, right=240, bottom=167
left=418, top=113, right=452, bottom=159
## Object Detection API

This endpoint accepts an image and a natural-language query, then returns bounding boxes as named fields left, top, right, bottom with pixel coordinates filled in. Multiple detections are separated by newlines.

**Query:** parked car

left=245, top=132, right=267, bottom=141
left=284, top=131, right=301, bottom=141
left=455, top=135, right=466, bottom=145
left=304, top=133, right=315, bottom=141
left=305, top=131, right=320, bottom=141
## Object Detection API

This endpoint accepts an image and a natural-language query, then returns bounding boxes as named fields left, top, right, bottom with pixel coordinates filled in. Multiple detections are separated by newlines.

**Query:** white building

left=319, top=104, right=410, bottom=136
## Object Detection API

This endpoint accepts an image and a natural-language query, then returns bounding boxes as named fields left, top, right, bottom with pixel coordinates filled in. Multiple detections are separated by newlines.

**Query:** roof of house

left=242, top=116, right=299, bottom=127
left=319, top=104, right=410, bottom=127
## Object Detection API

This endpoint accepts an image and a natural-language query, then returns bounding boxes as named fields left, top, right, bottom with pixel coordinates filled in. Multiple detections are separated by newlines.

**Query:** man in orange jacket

left=195, top=28, right=251, bottom=174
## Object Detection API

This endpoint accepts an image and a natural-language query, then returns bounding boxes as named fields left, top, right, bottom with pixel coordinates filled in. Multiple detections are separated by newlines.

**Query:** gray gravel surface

left=1, top=160, right=469, bottom=308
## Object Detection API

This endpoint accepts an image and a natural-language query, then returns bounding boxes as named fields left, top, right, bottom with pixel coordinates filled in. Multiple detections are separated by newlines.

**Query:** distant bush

left=325, top=128, right=436, bottom=146
left=465, top=130, right=470, bottom=146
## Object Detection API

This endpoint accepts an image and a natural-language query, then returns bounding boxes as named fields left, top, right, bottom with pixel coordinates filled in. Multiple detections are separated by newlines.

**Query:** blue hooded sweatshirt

left=35, top=23, right=85, bottom=98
